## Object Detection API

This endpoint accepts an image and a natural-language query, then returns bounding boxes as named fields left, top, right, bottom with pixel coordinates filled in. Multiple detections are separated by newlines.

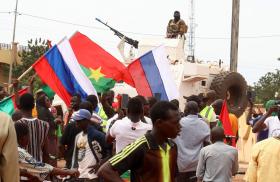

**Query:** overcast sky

left=1, top=0, right=280, bottom=85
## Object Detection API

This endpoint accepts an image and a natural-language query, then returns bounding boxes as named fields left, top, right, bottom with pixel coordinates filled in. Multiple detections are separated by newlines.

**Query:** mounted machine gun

left=95, top=18, right=139, bottom=49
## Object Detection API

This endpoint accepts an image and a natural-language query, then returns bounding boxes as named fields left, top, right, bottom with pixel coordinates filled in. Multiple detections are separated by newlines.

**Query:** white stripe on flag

left=57, top=38, right=97, bottom=97
left=152, top=46, right=179, bottom=100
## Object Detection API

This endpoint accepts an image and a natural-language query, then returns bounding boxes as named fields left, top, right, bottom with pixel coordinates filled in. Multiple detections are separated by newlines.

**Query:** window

left=201, top=81, right=206, bottom=86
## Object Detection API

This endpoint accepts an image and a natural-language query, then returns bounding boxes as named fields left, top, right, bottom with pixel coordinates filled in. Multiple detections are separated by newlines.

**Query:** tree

left=13, top=38, right=49, bottom=91
left=253, top=69, right=280, bottom=103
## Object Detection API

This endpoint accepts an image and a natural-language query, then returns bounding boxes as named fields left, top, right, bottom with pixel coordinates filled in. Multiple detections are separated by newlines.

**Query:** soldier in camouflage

left=166, top=11, right=188, bottom=38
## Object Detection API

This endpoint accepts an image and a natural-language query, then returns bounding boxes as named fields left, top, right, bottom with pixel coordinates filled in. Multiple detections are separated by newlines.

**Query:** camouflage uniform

left=166, top=19, right=188, bottom=38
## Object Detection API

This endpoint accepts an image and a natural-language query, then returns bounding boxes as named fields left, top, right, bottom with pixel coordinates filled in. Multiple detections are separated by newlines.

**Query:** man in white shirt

left=135, top=95, right=153, bottom=125
left=253, top=104, right=280, bottom=137
left=107, top=97, right=152, bottom=153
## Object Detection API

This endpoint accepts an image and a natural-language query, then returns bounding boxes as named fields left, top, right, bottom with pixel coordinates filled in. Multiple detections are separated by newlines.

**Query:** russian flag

left=128, top=46, right=179, bottom=101
left=33, top=38, right=97, bottom=106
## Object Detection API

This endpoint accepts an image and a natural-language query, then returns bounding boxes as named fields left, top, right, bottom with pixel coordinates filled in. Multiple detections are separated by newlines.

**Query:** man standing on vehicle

left=166, top=11, right=188, bottom=38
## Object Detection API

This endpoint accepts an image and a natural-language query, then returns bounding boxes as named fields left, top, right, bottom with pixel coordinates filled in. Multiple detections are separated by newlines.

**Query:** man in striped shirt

left=16, top=93, right=50, bottom=163
left=98, top=101, right=182, bottom=182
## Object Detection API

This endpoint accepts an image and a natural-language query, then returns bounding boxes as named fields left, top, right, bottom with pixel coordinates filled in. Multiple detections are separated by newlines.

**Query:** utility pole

left=8, top=0, right=19, bottom=93
left=230, top=0, right=240, bottom=72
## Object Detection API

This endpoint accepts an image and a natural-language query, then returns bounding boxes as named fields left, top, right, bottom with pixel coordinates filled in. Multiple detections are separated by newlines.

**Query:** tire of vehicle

left=210, top=71, right=247, bottom=117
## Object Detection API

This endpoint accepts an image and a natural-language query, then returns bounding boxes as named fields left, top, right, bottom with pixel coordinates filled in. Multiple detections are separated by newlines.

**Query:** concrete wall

left=0, top=43, right=26, bottom=86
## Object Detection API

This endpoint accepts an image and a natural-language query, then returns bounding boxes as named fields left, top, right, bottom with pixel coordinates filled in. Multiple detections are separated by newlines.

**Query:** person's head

left=150, top=101, right=181, bottom=139
left=204, top=90, right=217, bottom=105
left=127, top=97, right=144, bottom=123
left=35, top=89, right=46, bottom=100
left=102, top=91, right=115, bottom=105
left=70, top=94, right=81, bottom=111
left=19, top=93, right=35, bottom=112
left=72, top=109, right=92, bottom=132
left=212, top=99, right=223, bottom=115
left=79, top=101, right=93, bottom=114
left=265, top=100, right=280, bottom=119
left=184, top=101, right=199, bottom=115
left=265, top=100, right=279, bottom=116
left=108, top=90, right=115, bottom=104
left=185, top=95, right=204, bottom=111
left=265, top=100, right=276, bottom=111
left=148, top=97, right=158, bottom=109
left=102, top=91, right=114, bottom=106
left=12, top=110, right=23, bottom=121
left=211, top=126, right=225, bottom=143
left=14, top=122, right=29, bottom=148
left=86, top=95, right=98, bottom=111
left=174, top=11, right=181, bottom=22
left=198, top=93, right=207, bottom=110
left=170, top=99, right=180, bottom=109
left=135, top=95, right=149, bottom=116
left=37, top=95, right=51, bottom=108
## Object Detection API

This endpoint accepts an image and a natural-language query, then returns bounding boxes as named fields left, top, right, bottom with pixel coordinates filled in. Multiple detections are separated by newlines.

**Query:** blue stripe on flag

left=44, top=45, right=87, bottom=98
left=139, top=51, right=168, bottom=100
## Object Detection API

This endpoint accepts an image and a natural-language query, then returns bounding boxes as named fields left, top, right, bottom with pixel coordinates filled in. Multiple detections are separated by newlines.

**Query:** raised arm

left=252, top=106, right=278, bottom=133
left=12, top=79, right=20, bottom=107
left=28, top=74, right=36, bottom=94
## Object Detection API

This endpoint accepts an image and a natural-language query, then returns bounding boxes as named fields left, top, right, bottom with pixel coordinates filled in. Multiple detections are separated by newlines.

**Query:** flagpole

left=8, top=36, right=57, bottom=88
left=17, top=66, right=34, bottom=80
left=8, top=66, right=34, bottom=88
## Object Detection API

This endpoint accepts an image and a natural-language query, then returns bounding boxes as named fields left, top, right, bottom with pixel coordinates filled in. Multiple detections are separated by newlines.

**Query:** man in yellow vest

left=200, top=90, right=217, bottom=128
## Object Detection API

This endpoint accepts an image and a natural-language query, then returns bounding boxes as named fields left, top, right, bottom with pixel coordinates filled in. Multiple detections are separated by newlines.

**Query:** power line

left=2, top=11, right=280, bottom=39
left=19, top=12, right=163, bottom=36
left=20, top=12, right=106, bottom=31
left=0, top=11, right=12, bottom=14
left=19, top=12, right=280, bottom=39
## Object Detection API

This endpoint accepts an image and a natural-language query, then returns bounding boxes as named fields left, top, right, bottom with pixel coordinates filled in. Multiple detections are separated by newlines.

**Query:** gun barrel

left=95, top=18, right=107, bottom=26
left=95, top=18, right=139, bottom=49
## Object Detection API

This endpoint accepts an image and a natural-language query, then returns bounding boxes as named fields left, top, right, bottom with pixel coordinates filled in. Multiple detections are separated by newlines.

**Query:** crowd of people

left=1, top=80, right=280, bottom=182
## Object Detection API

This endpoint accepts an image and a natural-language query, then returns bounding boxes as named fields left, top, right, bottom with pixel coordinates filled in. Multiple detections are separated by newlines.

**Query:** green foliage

left=13, top=38, right=49, bottom=92
left=1, top=63, right=10, bottom=77
left=253, top=69, right=280, bottom=103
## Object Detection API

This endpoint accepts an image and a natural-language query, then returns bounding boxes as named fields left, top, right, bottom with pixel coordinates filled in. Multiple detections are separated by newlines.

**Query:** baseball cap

left=265, top=100, right=277, bottom=116
left=72, top=109, right=92, bottom=121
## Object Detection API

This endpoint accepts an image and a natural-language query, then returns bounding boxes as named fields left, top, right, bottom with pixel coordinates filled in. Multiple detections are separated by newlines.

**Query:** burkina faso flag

left=69, top=32, right=135, bottom=93
left=0, top=88, right=28, bottom=115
